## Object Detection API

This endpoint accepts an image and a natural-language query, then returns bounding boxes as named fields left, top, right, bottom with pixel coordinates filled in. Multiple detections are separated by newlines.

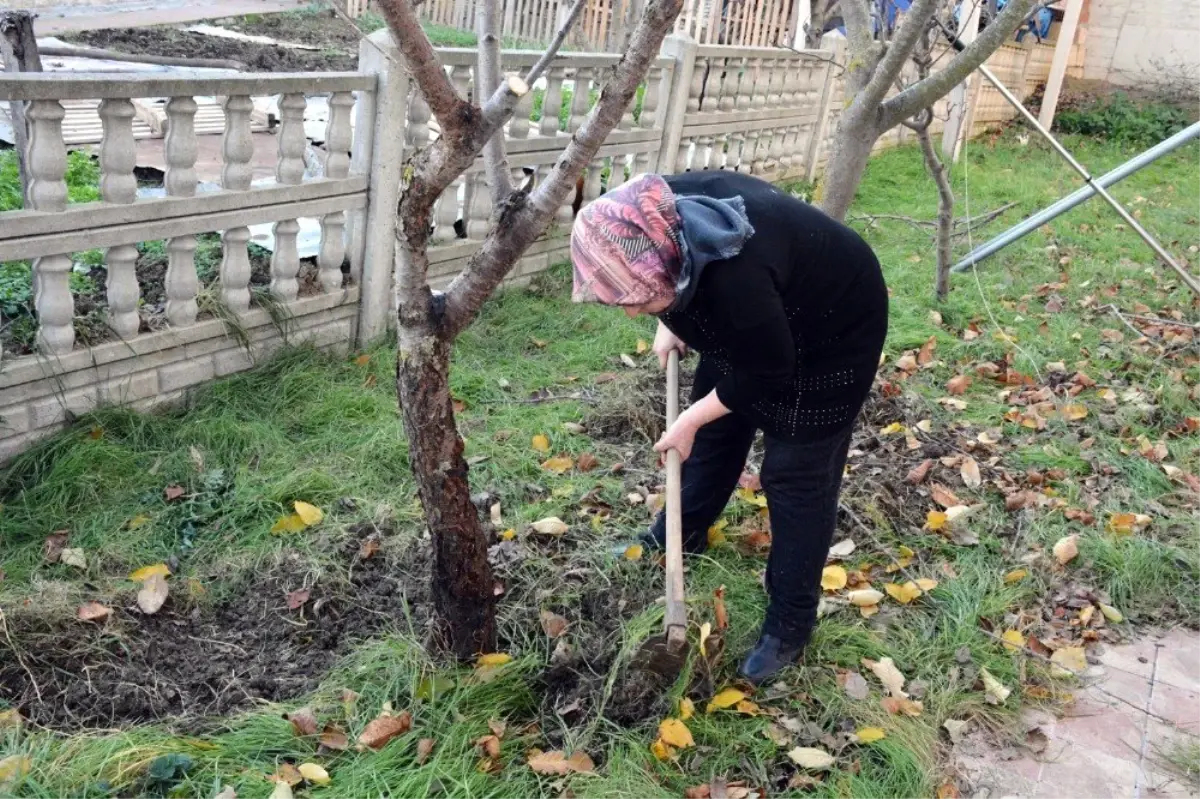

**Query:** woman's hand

left=653, top=320, right=687, bottom=370
left=654, top=416, right=699, bottom=462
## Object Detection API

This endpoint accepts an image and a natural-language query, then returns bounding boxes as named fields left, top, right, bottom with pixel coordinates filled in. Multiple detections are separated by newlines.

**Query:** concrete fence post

left=657, top=33, right=698, bottom=174
left=804, top=32, right=843, bottom=184
left=353, top=30, right=409, bottom=347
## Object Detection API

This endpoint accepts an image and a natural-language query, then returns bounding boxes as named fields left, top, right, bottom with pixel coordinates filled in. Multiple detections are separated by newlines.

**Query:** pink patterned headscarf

left=570, top=174, right=682, bottom=306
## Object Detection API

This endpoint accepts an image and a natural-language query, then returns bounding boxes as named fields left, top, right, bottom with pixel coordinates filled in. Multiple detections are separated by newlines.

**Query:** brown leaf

left=488, top=719, right=507, bottom=738
left=960, top=457, right=982, bottom=489
left=43, top=531, right=69, bottom=563
left=685, top=786, right=712, bottom=799
left=930, top=483, right=962, bottom=508
left=416, top=738, right=435, bottom=765
left=136, top=573, right=169, bottom=614
left=77, top=601, right=112, bottom=622
left=286, top=588, right=311, bottom=611
left=840, top=670, right=870, bottom=701
left=906, top=459, right=934, bottom=485
left=917, top=335, right=937, bottom=366
left=164, top=484, right=185, bottom=502
left=358, top=710, right=412, bottom=750
left=539, top=610, right=569, bottom=639
left=359, top=537, right=380, bottom=560
left=527, top=750, right=595, bottom=775
left=576, top=452, right=599, bottom=472
left=274, top=763, right=304, bottom=787
left=319, top=724, right=349, bottom=751
left=946, top=375, right=972, bottom=395
left=286, top=707, right=319, bottom=737
left=714, top=585, right=728, bottom=630
left=476, top=734, right=501, bottom=759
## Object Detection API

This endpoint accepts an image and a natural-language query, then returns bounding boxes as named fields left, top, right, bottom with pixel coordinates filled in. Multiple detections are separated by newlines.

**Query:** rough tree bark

left=816, top=0, right=1038, bottom=221
left=373, top=0, right=682, bottom=658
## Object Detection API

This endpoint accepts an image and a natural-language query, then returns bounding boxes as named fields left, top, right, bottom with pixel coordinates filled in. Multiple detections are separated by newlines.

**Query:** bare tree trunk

left=816, top=105, right=880, bottom=221
left=916, top=122, right=954, bottom=300
left=0, top=11, right=41, bottom=203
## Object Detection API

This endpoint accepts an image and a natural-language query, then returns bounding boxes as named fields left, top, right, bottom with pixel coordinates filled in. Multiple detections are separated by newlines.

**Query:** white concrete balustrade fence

left=0, top=30, right=1058, bottom=460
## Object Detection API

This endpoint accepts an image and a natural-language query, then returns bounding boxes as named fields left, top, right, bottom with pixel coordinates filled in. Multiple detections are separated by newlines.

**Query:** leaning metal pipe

left=952, top=121, right=1200, bottom=273
left=938, top=21, right=1200, bottom=296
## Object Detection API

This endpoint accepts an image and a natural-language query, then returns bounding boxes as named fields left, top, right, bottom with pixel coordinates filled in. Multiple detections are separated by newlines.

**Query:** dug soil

left=0, top=523, right=428, bottom=730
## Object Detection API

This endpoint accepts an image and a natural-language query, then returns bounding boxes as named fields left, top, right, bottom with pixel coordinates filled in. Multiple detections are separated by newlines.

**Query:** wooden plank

left=1038, top=0, right=1083, bottom=129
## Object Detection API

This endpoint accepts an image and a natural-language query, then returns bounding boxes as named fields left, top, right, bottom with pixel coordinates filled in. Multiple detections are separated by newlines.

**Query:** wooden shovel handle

left=663, top=349, right=687, bottom=648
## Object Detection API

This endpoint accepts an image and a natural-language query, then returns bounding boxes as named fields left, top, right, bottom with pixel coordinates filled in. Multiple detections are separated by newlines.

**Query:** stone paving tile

left=1150, top=681, right=1200, bottom=734
left=1031, top=737, right=1144, bottom=799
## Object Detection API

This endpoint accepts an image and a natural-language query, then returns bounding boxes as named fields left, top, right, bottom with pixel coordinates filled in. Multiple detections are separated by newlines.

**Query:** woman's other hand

left=653, top=320, right=687, bottom=370
left=654, top=416, right=698, bottom=462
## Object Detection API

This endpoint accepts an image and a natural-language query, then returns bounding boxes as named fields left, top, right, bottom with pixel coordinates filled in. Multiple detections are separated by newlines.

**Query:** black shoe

left=738, top=633, right=808, bottom=685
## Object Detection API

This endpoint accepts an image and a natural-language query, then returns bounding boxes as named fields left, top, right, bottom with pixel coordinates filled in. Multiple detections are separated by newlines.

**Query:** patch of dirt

left=586, top=366, right=693, bottom=445
left=0, top=523, right=428, bottom=730
left=65, top=15, right=359, bottom=73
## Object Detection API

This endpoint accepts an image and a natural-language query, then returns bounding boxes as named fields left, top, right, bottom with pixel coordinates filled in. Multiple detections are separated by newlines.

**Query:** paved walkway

left=959, top=629, right=1200, bottom=798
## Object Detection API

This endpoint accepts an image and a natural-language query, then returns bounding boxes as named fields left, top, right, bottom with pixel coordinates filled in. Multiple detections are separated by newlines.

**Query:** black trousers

left=648, top=409, right=854, bottom=645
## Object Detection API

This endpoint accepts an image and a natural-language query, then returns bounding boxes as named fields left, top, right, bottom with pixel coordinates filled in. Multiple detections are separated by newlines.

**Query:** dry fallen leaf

left=848, top=589, right=884, bottom=607
left=77, top=601, right=112, bottom=622
left=925, top=509, right=948, bottom=531
left=880, top=697, right=924, bottom=716
left=1099, top=603, right=1124, bottom=623
left=527, top=750, right=595, bottom=775
left=624, top=544, right=643, bottom=561
left=269, top=781, right=294, bottom=799
left=960, top=457, right=982, bottom=489
left=1001, top=629, right=1025, bottom=653
left=416, top=738, right=435, bottom=765
left=476, top=734, right=501, bottom=759
left=943, top=718, right=968, bottom=744
left=821, top=565, right=848, bottom=591
left=294, top=501, right=323, bottom=526
left=137, top=573, right=169, bottom=614
left=706, top=688, right=747, bottom=713
left=907, top=459, right=934, bottom=484
left=827, top=539, right=857, bottom=560
left=658, top=718, right=695, bottom=748
left=946, top=375, right=972, bottom=395
left=59, top=548, right=87, bottom=570
left=286, top=707, right=319, bottom=737
left=476, top=653, right=513, bottom=668
left=714, top=585, right=728, bottom=630
left=980, top=667, right=1011, bottom=704
left=357, top=710, right=412, bottom=750
left=620, top=353, right=638, bottom=368
left=271, top=514, right=307, bottom=534
left=867, top=657, right=908, bottom=697
left=842, top=670, right=870, bottom=700
left=930, top=484, right=962, bottom=508
left=650, top=738, right=673, bottom=761
left=577, top=452, right=599, bottom=472
left=679, top=697, right=695, bottom=720
left=531, top=434, right=551, bottom=453
left=531, top=517, right=568, bottom=536
left=885, top=581, right=924, bottom=605
left=297, top=762, right=330, bottom=786
left=319, top=724, right=349, bottom=752
left=286, top=588, right=311, bottom=611
left=274, top=763, right=304, bottom=787
left=788, top=747, right=835, bottom=770
left=855, top=727, right=886, bottom=744
left=539, top=610, right=569, bottom=639
left=212, top=786, right=236, bottom=799
left=541, top=455, right=574, bottom=474
left=1052, top=534, right=1079, bottom=565
left=1004, top=568, right=1027, bottom=584
left=917, top=336, right=937, bottom=366
left=164, top=484, right=186, bottom=502
left=1050, top=646, right=1087, bottom=678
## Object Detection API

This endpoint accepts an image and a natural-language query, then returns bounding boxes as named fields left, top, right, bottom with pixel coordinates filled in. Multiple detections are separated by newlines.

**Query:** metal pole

left=953, top=121, right=1200, bottom=273
left=938, top=22, right=1200, bottom=297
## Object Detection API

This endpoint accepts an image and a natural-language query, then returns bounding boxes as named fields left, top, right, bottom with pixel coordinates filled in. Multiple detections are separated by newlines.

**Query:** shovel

left=631, top=348, right=689, bottom=677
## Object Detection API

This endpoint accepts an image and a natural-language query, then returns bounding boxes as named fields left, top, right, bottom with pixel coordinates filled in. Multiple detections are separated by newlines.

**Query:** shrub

left=1054, top=92, right=1192, bottom=145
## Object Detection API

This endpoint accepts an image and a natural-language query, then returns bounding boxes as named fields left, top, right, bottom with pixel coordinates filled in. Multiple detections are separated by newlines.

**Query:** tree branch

left=839, top=0, right=875, bottom=62
left=525, top=0, right=588, bottom=86
left=375, top=0, right=471, bottom=135
left=441, top=0, right=683, bottom=336
left=477, top=0, right=514, bottom=200
left=857, top=0, right=940, bottom=111
left=881, top=0, right=1038, bottom=127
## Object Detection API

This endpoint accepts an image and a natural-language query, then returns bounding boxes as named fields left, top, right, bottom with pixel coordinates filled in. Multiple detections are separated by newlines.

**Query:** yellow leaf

left=708, top=519, right=728, bottom=547
left=0, top=755, right=31, bottom=783
left=821, top=565, right=848, bottom=591
left=128, top=563, right=171, bottom=582
left=706, top=688, right=747, bottom=713
left=127, top=514, right=152, bottom=529
left=1106, top=512, right=1150, bottom=536
left=1004, top=569, right=1027, bottom=584
left=788, top=747, right=835, bottom=770
left=915, top=578, right=938, bottom=591
left=532, top=434, right=551, bottom=453
left=624, top=544, right=643, bottom=561
left=650, top=738, right=673, bottom=761
left=1050, top=646, right=1087, bottom=678
left=925, top=510, right=948, bottom=531
left=1061, top=403, right=1088, bottom=421
left=735, top=700, right=761, bottom=716
left=658, top=718, right=694, bottom=748
left=898, top=545, right=915, bottom=558
left=855, top=727, right=887, bottom=744
left=1001, top=629, right=1025, bottom=653
left=636, top=338, right=649, bottom=354
left=1099, top=603, right=1124, bottom=623
left=476, top=653, right=513, bottom=668
left=294, top=501, right=324, bottom=526
left=271, top=514, right=307, bottom=534
left=698, top=621, right=712, bottom=657
left=980, top=667, right=1011, bottom=704
left=531, top=517, right=569, bottom=535
left=501, top=528, right=516, bottom=541
left=1053, top=534, right=1079, bottom=565
left=297, top=762, right=330, bottom=786
left=879, top=422, right=904, bottom=436
left=541, top=455, right=574, bottom=474
left=885, top=582, right=923, bottom=605
left=734, top=487, right=768, bottom=507
left=847, top=589, right=884, bottom=607
left=679, top=698, right=694, bottom=720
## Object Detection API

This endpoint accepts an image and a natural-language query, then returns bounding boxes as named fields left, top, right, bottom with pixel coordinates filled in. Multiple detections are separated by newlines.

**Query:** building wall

left=1081, top=0, right=1200, bottom=87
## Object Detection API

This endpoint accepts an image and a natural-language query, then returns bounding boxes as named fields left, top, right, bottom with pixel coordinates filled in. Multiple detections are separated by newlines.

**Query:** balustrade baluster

left=99, top=98, right=140, bottom=338
left=583, top=156, right=604, bottom=203
left=696, top=133, right=714, bottom=170
left=270, top=93, right=306, bottom=302
left=318, top=91, right=354, bottom=292
left=26, top=99, right=73, bottom=354
left=568, top=68, right=591, bottom=133
left=164, top=96, right=199, bottom=327
left=719, top=58, right=739, bottom=112
left=686, top=58, right=705, bottom=114
left=434, top=178, right=463, bottom=243
left=219, top=94, right=253, bottom=316
left=638, top=66, right=661, bottom=129
left=749, top=58, right=767, bottom=110
left=510, top=83, right=533, bottom=139
left=541, top=66, right=566, bottom=136
left=701, top=56, right=721, bottom=112
left=466, top=172, right=491, bottom=239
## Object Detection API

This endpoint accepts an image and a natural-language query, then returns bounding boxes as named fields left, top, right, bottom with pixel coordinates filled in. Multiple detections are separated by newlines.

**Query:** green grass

left=1, top=131, right=1198, bottom=798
